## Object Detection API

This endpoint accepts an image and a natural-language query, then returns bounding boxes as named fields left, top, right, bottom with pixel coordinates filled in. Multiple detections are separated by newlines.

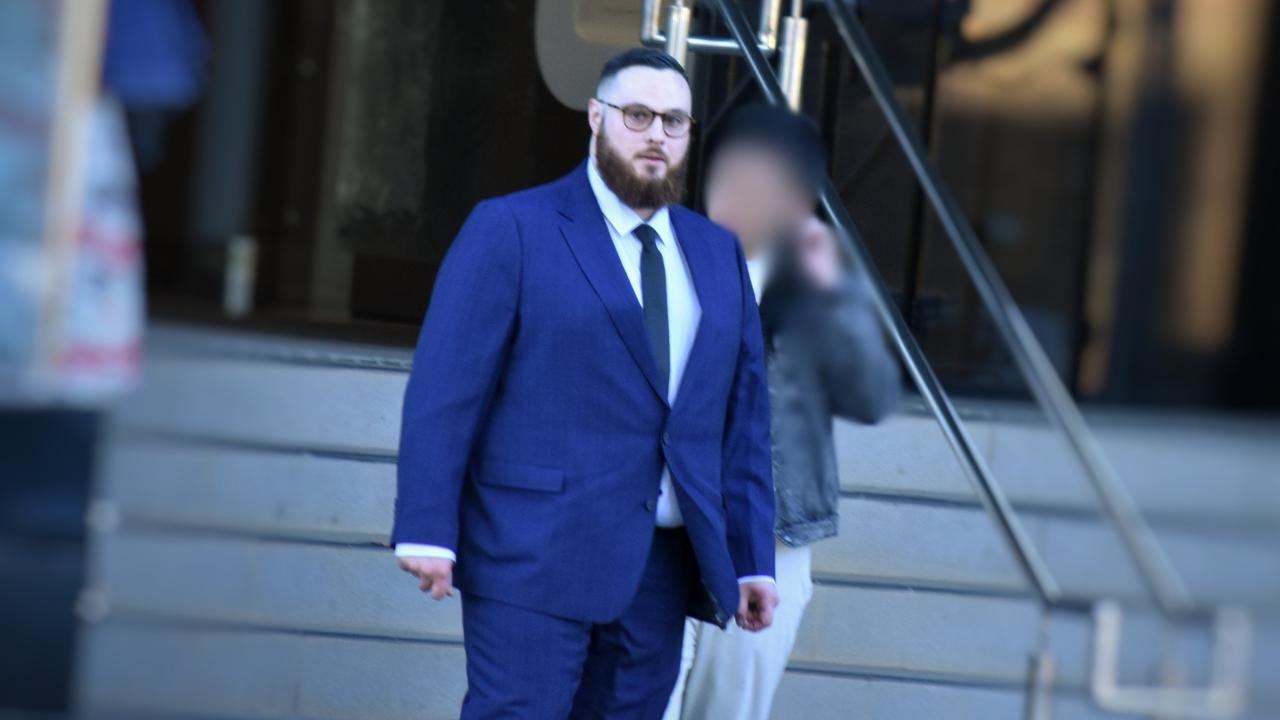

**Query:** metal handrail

left=670, top=0, right=1196, bottom=618
left=641, top=0, right=784, bottom=56
left=819, top=0, right=1196, bottom=618
left=691, top=2, right=1252, bottom=716
left=708, top=0, right=1064, bottom=609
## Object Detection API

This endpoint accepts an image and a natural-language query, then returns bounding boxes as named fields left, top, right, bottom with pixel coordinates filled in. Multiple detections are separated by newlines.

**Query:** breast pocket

left=476, top=458, right=565, bottom=493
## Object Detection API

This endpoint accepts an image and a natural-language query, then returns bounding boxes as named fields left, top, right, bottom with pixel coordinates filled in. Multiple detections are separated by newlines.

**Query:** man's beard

left=596, top=126, right=688, bottom=210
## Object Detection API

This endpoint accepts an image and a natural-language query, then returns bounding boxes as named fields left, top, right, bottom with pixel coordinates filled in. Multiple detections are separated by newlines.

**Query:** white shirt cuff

left=394, top=543, right=457, bottom=562
left=737, top=575, right=776, bottom=585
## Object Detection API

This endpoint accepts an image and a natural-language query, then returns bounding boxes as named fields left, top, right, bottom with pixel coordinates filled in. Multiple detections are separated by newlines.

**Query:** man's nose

left=646, top=118, right=666, bottom=143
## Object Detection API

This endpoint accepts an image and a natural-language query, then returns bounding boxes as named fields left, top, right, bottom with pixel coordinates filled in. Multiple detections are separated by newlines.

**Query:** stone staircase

left=75, top=325, right=1280, bottom=719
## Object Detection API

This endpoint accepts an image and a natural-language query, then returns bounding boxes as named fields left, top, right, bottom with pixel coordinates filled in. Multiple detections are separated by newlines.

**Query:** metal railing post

left=664, top=1, right=693, bottom=67
left=1025, top=649, right=1057, bottom=720
left=641, top=0, right=783, bottom=56
left=777, top=0, right=808, bottom=110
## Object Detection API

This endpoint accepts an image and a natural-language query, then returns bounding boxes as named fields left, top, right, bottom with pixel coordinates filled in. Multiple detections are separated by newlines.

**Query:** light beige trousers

left=663, top=541, right=814, bottom=720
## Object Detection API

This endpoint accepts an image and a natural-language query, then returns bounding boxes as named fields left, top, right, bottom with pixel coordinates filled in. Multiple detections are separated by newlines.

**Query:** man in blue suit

left=392, top=48, right=777, bottom=719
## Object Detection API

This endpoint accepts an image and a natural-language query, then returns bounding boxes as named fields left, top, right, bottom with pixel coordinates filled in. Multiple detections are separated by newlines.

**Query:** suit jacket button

left=645, top=498, right=657, bottom=512
left=661, top=431, right=671, bottom=445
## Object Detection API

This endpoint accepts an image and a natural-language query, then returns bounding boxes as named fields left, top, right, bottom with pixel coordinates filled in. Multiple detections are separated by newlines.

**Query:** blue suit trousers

left=460, top=528, right=697, bottom=720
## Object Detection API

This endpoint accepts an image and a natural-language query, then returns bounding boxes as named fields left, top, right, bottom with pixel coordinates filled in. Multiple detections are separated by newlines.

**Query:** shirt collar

left=745, top=252, right=774, bottom=303
left=587, top=156, right=675, bottom=246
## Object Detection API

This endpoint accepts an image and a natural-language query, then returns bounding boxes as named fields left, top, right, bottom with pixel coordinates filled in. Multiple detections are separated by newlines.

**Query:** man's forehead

left=603, top=66, right=691, bottom=111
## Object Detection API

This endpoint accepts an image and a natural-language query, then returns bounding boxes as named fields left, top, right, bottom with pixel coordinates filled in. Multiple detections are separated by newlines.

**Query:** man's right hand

left=795, top=216, right=841, bottom=290
left=398, top=556, right=455, bottom=600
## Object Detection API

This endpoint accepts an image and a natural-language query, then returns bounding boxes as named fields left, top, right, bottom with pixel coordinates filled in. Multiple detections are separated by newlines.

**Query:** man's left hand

left=736, top=581, right=780, bottom=632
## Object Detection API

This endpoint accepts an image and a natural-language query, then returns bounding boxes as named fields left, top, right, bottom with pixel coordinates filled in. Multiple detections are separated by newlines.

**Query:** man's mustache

left=634, top=149, right=669, bottom=162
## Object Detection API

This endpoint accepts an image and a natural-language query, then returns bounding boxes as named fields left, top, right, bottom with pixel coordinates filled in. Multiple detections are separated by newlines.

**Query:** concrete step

left=78, top=622, right=466, bottom=720
left=78, top=337, right=1280, bottom=719
left=99, top=438, right=1280, bottom=606
left=78, top=618, right=1280, bottom=720
left=88, top=529, right=1280, bottom=701
left=116, top=351, right=1280, bottom=528
left=833, top=411, right=1280, bottom=528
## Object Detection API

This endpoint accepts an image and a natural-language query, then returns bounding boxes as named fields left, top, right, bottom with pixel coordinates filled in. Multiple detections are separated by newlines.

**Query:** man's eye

left=626, top=109, right=651, bottom=124
left=665, top=115, right=689, bottom=129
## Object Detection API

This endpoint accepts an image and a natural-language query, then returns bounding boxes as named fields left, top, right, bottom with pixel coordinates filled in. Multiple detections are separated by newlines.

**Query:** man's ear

left=587, top=98, right=603, bottom=136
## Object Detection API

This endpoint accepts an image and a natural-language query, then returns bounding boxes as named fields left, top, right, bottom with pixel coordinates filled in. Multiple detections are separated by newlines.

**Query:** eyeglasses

left=596, top=99, right=694, bottom=138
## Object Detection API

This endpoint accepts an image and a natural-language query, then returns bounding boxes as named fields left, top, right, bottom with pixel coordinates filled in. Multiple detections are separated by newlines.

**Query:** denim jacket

left=759, top=270, right=899, bottom=547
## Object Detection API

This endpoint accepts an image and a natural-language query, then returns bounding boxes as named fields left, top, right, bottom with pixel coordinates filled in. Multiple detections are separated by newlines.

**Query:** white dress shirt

left=397, top=158, right=774, bottom=586
left=586, top=156, right=700, bottom=529
left=745, top=254, right=773, bottom=304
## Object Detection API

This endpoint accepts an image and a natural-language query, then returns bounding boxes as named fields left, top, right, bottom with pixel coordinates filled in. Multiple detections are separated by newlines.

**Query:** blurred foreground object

left=0, top=0, right=204, bottom=713
left=0, top=2, right=110, bottom=712
left=45, top=97, right=146, bottom=404
left=0, top=0, right=112, bottom=406
left=0, top=0, right=204, bottom=407
left=223, top=234, right=258, bottom=318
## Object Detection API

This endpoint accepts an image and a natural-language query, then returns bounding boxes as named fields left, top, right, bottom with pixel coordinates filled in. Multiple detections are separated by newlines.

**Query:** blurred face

left=705, top=143, right=813, bottom=256
left=589, top=66, right=693, bottom=210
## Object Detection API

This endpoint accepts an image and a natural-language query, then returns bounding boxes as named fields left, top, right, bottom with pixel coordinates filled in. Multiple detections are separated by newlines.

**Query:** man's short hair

left=707, top=103, right=828, bottom=191
left=597, top=47, right=688, bottom=94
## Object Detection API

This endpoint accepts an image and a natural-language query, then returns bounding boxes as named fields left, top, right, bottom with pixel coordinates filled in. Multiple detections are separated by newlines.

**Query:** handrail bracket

left=1092, top=601, right=1252, bottom=719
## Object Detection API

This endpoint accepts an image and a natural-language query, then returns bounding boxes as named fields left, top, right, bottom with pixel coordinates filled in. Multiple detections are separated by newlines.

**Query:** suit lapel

left=669, top=207, right=720, bottom=410
left=558, top=164, right=669, bottom=405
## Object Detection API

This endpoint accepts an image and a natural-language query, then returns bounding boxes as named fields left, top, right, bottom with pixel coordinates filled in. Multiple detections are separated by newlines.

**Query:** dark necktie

left=633, top=224, right=669, bottom=394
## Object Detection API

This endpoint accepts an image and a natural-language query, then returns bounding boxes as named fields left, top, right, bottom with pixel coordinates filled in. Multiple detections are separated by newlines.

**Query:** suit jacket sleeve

left=391, top=199, right=521, bottom=552
left=721, top=239, right=777, bottom=580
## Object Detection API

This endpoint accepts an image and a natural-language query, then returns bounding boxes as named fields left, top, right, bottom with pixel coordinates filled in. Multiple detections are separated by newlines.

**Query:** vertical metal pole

left=758, top=0, right=785, bottom=49
left=778, top=1, right=808, bottom=111
left=1025, top=650, right=1057, bottom=720
left=642, top=0, right=663, bottom=44
left=641, top=0, right=781, bottom=56
left=665, top=1, right=693, bottom=67
left=902, top=0, right=946, bottom=326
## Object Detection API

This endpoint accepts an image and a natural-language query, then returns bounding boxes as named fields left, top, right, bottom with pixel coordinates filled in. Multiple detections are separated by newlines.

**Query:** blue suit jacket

left=392, top=161, right=774, bottom=625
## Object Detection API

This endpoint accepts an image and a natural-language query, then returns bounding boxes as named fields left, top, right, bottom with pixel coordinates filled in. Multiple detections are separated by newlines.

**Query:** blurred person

left=664, top=104, right=900, bottom=720
left=0, top=0, right=202, bottom=712
left=392, top=48, right=778, bottom=719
